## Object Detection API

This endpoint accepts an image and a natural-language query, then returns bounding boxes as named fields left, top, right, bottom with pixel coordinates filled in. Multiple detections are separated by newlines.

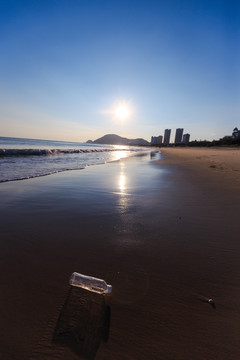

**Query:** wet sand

left=0, top=148, right=240, bottom=359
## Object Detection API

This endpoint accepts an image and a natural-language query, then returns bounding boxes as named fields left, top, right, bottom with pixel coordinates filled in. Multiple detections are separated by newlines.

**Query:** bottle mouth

left=107, top=284, right=112, bottom=293
left=69, top=272, right=76, bottom=286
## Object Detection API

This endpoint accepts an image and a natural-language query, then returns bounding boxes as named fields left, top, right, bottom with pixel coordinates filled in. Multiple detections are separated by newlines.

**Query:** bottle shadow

left=52, top=286, right=111, bottom=359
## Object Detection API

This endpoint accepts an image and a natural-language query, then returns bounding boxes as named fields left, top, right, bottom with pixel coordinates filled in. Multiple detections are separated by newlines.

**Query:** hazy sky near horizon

left=0, top=0, right=239, bottom=143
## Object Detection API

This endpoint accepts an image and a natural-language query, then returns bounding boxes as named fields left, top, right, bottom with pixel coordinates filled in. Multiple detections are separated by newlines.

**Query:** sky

left=0, top=0, right=239, bottom=143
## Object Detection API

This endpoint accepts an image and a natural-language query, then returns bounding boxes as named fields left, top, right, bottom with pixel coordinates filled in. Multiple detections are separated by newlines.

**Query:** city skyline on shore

left=0, top=1, right=239, bottom=142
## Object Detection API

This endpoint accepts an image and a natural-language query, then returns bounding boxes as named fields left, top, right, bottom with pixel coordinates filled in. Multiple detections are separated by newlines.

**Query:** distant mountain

left=87, top=134, right=150, bottom=146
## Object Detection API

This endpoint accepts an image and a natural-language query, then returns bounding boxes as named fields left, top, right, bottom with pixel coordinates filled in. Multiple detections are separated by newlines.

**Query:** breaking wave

left=0, top=148, right=119, bottom=157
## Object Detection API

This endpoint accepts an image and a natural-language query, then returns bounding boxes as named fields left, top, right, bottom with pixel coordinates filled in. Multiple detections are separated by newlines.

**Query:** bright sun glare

left=111, top=100, right=133, bottom=122
left=102, top=100, right=134, bottom=123
left=114, top=105, right=131, bottom=120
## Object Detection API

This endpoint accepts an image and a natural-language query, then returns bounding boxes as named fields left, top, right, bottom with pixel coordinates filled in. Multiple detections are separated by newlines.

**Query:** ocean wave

left=0, top=166, right=88, bottom=183
left=0, top=146, right=149, bottom=183
left=0, top=148, right=120, bottom=157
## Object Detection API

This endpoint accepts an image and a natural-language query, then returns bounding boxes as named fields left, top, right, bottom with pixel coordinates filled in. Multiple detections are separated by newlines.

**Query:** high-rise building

left=232, top=127, right=240, bottom=139
left=182, top=133, right=190, bottom=144
left=163, top=129, right=171, bottom=145
left=151, top=136, right=163, bottom=145
left=175, top=128, right=184, bottom=144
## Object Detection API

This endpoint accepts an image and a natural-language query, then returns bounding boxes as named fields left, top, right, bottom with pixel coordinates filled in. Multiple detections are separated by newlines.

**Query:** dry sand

left=0, top=148, right=240, bottom=359
left=160, top=147, right=240, bottom=189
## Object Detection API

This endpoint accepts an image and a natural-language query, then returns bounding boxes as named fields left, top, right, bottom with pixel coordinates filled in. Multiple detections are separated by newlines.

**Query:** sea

left=0, top=136, right=150, bottom=183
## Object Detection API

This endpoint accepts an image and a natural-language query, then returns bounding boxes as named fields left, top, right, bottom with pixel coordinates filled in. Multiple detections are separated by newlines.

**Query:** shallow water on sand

left=0, top=136, right=148, bottom=182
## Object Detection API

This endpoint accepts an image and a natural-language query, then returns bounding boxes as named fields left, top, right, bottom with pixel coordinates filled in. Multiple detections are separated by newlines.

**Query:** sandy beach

left=0, top=148, right=240, bottom=360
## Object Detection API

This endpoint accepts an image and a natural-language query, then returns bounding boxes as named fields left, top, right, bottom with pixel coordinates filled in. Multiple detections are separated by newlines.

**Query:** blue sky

left=0, top=0, right=239, bottom=142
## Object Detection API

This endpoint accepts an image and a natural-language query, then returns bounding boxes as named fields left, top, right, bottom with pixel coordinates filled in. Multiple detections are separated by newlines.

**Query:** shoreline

left=0, top=148, right=240, bottom=359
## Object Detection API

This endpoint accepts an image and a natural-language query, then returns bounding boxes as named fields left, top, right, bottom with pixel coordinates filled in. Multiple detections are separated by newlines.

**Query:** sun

left=113, top=102, right=132, bottom=121
left=114, top=105, right=130, bottom=120
left=101, top=100, right=134, bottom=123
